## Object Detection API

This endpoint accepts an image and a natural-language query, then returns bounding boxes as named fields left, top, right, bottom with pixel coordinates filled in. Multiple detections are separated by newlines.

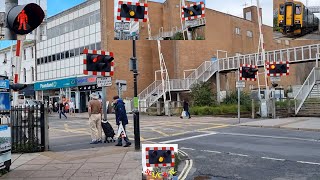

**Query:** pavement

left=2, top=146, right=141, bottom=180
left=240, top=117, right=320, bottom=132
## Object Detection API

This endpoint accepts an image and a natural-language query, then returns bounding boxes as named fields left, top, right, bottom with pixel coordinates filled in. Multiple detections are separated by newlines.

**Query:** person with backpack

left=113, top=96, right=131, bottom=147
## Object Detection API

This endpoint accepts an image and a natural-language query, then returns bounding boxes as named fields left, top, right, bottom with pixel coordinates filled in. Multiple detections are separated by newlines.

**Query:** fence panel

left=10, top=104, right=46, bottom=153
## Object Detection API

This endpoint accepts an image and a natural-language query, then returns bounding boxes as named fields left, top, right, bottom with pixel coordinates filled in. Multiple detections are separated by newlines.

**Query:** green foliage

left=223, top=91, right=251, bottom=110
left=190, top=104, right=249, bottom=116
left=173, top=152, right=181, bottom=176
left=195, top=36, right=205, bottom=40
left=190, top=82, right=215, bottom=106
left=171, top=32, right=184, bottom=40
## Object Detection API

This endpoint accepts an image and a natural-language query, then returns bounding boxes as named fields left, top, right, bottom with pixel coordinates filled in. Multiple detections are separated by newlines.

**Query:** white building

left=35, top=0, right=101, bottom=112
left=0, top=41, right=37, bottom=97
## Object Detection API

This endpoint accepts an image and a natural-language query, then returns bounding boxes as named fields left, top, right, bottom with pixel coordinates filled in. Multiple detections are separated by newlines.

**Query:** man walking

left=59, top=101, right=67, bottom=119
left=182, top=100, right=191, bottom=119
left=88, top=93, right=102, bottom=144
left=113, top=96, right=131, bottom=147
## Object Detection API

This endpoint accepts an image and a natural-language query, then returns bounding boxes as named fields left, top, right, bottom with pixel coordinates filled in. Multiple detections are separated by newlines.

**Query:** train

left=278, top=1, right=319, bottom=36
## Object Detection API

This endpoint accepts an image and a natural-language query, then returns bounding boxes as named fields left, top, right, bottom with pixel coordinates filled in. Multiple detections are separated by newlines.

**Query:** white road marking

left=228, top=152, right=248, bottom=157
left=219, top=132, right=320, bottom=142
left=297, top=161, right=320, bottom=165
left=261, top=157, right=285, bottom=161
left=201, top=150, right=222, bottom=154
left=180, top=160, right=193, bottom=180
left=159, top=132, right=217, bottom=143
left=178, top=150, right=187, bottom=156
left=178, top=159, right=190, bottom=180
left=180, top=147, right=195, bottom=151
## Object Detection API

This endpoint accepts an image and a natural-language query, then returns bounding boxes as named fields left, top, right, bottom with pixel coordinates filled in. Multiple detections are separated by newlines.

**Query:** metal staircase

left=294, top=67, right=320, bottom=115
left=138, top=60, right=218, bottom=110
left=138, top=43, right=320, bottom=112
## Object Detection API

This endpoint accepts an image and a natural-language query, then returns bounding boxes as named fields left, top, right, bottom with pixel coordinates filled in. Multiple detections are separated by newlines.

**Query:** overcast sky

left=0, top=0, right=47, bottom=12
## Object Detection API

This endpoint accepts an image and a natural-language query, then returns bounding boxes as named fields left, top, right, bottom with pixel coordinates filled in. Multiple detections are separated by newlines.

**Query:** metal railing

left=294, top=67, right=320, bottom=114
left=218, top=44, right=320, bottom=71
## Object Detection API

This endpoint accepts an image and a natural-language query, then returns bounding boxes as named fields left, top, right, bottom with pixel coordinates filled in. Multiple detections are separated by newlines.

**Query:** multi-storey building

left=0, top=41, right=37, bottom=97
left=34, top=0, right=101, bottom=112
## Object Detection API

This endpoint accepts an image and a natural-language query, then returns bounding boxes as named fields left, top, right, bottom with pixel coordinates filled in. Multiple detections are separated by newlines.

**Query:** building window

left=247, top=30, right=253, bottom=38
left=245, top=11, right=252, bottom=21
left=61, top=52, right=65, bottom=59
left=75, top=48, right=80, bottom=56
left=65, top=51, right=69, bottom=58
left=31, top=47, right=34, bottom=59
left=235, top=27, right=241, bottom=35
left=96, top=42, right=101, bottom=50
left=48, top=55, right=52, bottom=62
left=70, top=49, right=75, bottom=57
left=80, top=47, right=85, bottom=54
left=90, top=44, right=95, bottom=50
left=31, top=67, right=34, bottom=81
left=52, top=54, right=56, bottom=61
left=37, top=58, right=40, bottom=64
left=41, top=58, right=44, bottom=64
left=56, top=53, right=61, bottom=60
left=45, top=56, right=48, bottom=63
left=23, top=68, right=26, bottom=83
left=24, top=49, right=27, bottom=60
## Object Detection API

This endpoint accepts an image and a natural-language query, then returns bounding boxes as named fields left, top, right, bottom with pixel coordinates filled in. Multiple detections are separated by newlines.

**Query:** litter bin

left=0, top=79, right=11, bottom=171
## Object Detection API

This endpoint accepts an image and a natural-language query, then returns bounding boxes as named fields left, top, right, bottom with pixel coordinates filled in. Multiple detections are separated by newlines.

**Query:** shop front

left=77, top=76, right=102, bottom=113
left=34, top=77, right=77, bottom=111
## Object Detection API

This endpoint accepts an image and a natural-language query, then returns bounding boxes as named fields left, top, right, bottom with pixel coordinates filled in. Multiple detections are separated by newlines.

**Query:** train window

left=279, top=5, right=285, bottom=15
left=295, top=5, right=301, bottom=15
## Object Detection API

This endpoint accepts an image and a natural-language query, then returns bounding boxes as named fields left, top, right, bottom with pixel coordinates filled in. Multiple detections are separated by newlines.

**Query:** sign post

left=96, top=76, right=112, bottom=120
left=236, top=79, right=245, bottom=124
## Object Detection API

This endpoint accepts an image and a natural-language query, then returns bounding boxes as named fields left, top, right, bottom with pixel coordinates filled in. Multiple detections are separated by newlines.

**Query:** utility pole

left=102, top=86, right=107, bottom=120
left=130, top=34, right=140, bottom=150
left=238, top=69, right=241, bottom=123
left=4, top=0, right=17, bottom=40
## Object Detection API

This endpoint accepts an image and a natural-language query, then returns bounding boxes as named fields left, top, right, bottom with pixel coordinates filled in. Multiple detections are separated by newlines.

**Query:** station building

left=101, top=0, right=320, bottom=104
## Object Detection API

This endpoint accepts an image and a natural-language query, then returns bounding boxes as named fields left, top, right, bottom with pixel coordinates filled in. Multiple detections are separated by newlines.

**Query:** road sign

left=185, top=19, right=201, bottom=28
left=270, top=76, right=281, bottom=82
left=116, top=80, right=127, bottom=91
left=97, top=77, right=112, bottom=87
left=115, top=22, right=130, bottom=31
left=236, top=81, right=245, bottom=88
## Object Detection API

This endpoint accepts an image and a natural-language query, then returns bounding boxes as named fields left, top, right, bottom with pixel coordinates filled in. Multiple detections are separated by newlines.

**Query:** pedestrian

left=69, top=100, right=75, bottom=116
left=49, top=101, right=53, bottom=114
left=88, top=93, right=102, bottom=144
left=59, top=101, right=67, bottom=119
left=181, top=100, right=191, bottom=119
left=113, top=95, right=131, bottom=147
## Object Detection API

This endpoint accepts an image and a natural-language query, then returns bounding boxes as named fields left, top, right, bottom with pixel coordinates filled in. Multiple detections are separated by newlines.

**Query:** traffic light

left=6, top=3, right=45, bottom=35
left=182, top=1, right=205, bottom=21
left=267, top=61, right=289, bottom=76
left=83, top=49, right=114, bottom=76
left=240, top=65, right=258, bottom=81
left=117, top=1, right=148, bottom=22
left=148, top=150, right=173, bottom=165
left=10, top=83, right=27, bottom=91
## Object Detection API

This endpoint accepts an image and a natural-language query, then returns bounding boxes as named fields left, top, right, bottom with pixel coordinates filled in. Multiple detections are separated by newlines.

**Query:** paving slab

left=282, top=119, right=320, bottom=131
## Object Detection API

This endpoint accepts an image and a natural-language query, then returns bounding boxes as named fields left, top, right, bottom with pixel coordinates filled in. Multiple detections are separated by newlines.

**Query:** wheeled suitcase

left=101, top=120, right=116, bottom=143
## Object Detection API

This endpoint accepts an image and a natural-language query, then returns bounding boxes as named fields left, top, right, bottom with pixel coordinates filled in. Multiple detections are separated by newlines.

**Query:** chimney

left=243, top=6, right=262, bottom=24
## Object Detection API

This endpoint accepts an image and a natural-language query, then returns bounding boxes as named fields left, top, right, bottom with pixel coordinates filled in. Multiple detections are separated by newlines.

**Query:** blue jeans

left=59, top=110, right=67, bottom=119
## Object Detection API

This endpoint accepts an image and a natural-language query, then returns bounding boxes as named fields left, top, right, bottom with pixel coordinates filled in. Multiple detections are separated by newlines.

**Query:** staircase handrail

left=138, top=80, right=162, bottom=100
left=294, top=67, right=320, bottom=114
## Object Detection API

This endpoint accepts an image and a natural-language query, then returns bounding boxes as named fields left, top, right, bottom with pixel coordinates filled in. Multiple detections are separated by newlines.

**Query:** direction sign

left=270, top=76, right=281, bottom=82
left=115, top=22, right=130, bottom=31
left=97, top=77, right=112, bottom=87
left=236, top=81, right=245, bottom=88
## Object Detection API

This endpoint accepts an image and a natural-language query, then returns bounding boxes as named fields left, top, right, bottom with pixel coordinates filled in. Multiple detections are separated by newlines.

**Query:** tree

left=190, top=82, right=215, bottom=106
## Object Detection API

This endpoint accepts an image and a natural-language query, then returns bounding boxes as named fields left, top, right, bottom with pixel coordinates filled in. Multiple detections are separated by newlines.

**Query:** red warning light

left=17, top=10, right=28, bottom=31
